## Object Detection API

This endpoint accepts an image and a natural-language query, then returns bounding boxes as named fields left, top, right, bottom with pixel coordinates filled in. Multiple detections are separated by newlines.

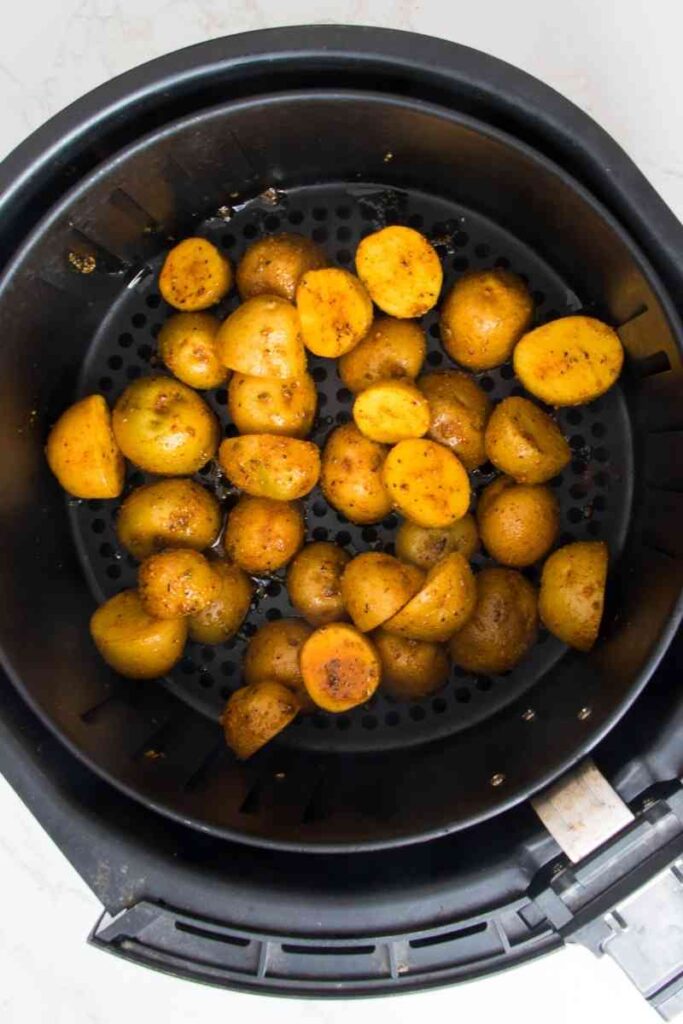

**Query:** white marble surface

left=1, top=2, right=681, bottom=1022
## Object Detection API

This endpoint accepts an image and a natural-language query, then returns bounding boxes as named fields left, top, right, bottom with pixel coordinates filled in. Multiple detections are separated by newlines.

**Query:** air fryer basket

left=0, top=88, right=681, bottom=851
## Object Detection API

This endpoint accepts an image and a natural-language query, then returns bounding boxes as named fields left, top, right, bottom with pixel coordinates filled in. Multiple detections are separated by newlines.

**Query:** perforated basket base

left=71, top=182, right=632, bottom=754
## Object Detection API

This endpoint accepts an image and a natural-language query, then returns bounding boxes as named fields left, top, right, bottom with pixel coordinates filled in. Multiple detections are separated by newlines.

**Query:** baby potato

left=485, top=396, right=570, bottom=484
left=539, top=540, right=608, bottom=651
left=188, top=561, right=253, bottom=645
left=112, top=376, right=219, bottom=476
left=217, top=295, right=307, bottom=379
left=218, top=434, right=320, bottom=501
left=382, top=439, right=471, bottom=528
left=418, top=370, right=492, bottom=470
left=356, top=226, right=443, bottom=318
left=236, top=233, right=326, bottom=301
left=222, top=681, right=299, bottom=759
left=138, top=548, right=221, bottom=619
left=159, top=237, right=232, bottom=311
left=477, top=476, right=559, bottom=567
left=440, top=268, right=533, bottom=370
left=449, top=567, right=538, bottom=675
left=338, top=317, right=426, bottom=394
left=228, top=372, right=317, bottom=438
left=383, top=552, right=476, bottom=642
left=296, top=267, right=373, bottom=357
left=46, top=394, right=124, bottom=499
left=244, top=617, right=314, bottom=711
left=320, top=423, right=392, bottom=525
left=374, top=630, right=449, bottom=700
left=117, top=478, right=221, bottom=560
left=157, top=312, right=227, bottom=390
left=224, top=496, right=304, bottom=573
left=353, top=379, right=431, bottom=444
left=395, top=516, right=479, bottom=569
left=300, top=623, right=381, bottom=712
left=286, top=542, right=350, bottom=626
left=340, top=552, right=424, bottom=633
left=90, top=589, right=187, bottom=678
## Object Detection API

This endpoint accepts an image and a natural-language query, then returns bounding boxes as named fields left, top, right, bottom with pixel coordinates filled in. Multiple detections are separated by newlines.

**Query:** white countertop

left=1, top=3, right=681, bottom=1022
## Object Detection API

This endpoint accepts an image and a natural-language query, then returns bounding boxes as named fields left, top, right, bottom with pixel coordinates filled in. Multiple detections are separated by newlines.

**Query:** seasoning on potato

left=222, top=681, right=299, bottom=759
left=355, top=225, right=443, bottom=318
left=374, top=630, right=450, bottom=700
left=338, top=317, right=426, bottom=394
left=418, top=370, right=492, bottom=470
left=484, top=396, right=570, bottom=484
left=228, top=372, right=317, bottom=438
left=236, top=233, right=326, bottom=301
left=296, top=267, right=373, bottom=357
left=300, top=623, right=381, bottom=712
left=352, top=379, right=431, bottom=444
left=138, top=548, right=221, bottom=619
left=224, top=496, right=304, bottom=573
left=440, top=268, right=533, bottom=370
left=244, top=617, right=314, bottom=711
left=383, top=553, right=476, bottom=642
left=382, top=438, right=471, bottom=528
left=188, top=561, right=253, bottom=645
left=46, top=394, right=125, bottom=499
left=539, top=540, right=608, bottom=651
left=217, top=294, right=307, bottom=378
left=90, top=589, right=188, bottom=678
left=395, top=515, right=479, bottom=569
left=340, top=552, right=424, bottom=633
left=157, top=312, right=227, bottom=390
left=477, top=476, right=559, bottom=567
left=218, top=434, right=320, bottom=501
left=449, top=567, right=538, bottom=675
left=320, top=422, right=393, bottom=524
left=286, top=542, right=350, bottom=626
left=117, top=478, right=221, bottom=560
left=159, top=237, right=232, bottom=311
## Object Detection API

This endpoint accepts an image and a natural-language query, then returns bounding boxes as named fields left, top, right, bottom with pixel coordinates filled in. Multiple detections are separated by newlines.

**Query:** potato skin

left=46, top=394, right=124, bottom=499
left=356, top=226, right=443, bottom=318
left=440, top=268, right=533, bottom=370
left=395, top=516, right=479, bottom=569
left=296, top=267, right=373, bottom=357
left=449, top=567, right=538, bottom=674
left=222, top=681, right=299, bottom=759
left=224, top=496, right=304, bottom=573
left=188, top=562, right=253, bottom=645
left=340, top=552, right=424, bottom=633
left=90, top=589, right=187, bottom=678
left=300, top=623, right=381, bottom=712
left=228, top=372, right=317, bottom=438
left=286, top=542, right=350, bottom=626
left=418, top=370, right=492, bottom=470
left=218, top=434, right=320, bottom=500
left=320, top=423, right=392, bottom=525
left=383, top=552, right=476, bottom=642
left=159, top=237, right=232, bottom=311
left=217, top=295, right=307, bottom=379
left=382, top=439, right=471, bottom=528
left=138, top=548, right=221, bottom=619
left=477, top=476, right=559, bottom=567
left=338, top=317, right=426, bottom=394
left=236, top=233, right=326, bottom=301
left=244, top=617, right=314, bottom=711
left=157, top=312, right=227, bottom=390
left=539, top=540, right=608, bottom=651
left=117, top=478, right=221, bottom=560
left=485, top=396, right=570, bottom=484
left=374, top=630, right=449, bottom=700
left=352, top=379, right=431, bottom=444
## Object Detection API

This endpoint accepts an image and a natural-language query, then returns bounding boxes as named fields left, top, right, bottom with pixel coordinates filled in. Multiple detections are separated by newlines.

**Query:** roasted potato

left=286, top=542, right=351, bottom=626
left=449, top=567, right=538, bottom=674
left=320, top=422, right=393, bottom=524
left=90, top=589, right=187, bottom=678
left=338, top=317, right=426, bottom=394
left=440, top=268, right=533, bottom=370
left=217, top=294, right=307, bottom=379
left=382, top=439, right=471, bottom=528
left=218, top=434, right=320, bottom=501
left=539, top=540, right=608, bottom=651
left=224, top=496, right=304, bottom=573
left=374, top=630, right=449, bottom=700
left=236, top=233, right=326, bottom=301
left=484, top=396, right=570, bottom=484
left=352, top=379, right=431, bottom=444
left=514, top=316, right=624, bottom=406
left=340, top=552, right=424, bottom=633
left=222, top=681, right=299, bottom=759
left=244, top=617, right=314, bottom=711
left=138, top=547, right=221, bottom=619
left=300, top=623, right=381, bottom=712
left=395, top=516, right=479, bottom=569
left=477, top=476, right=559, bottom=567
left=112, top=376, right=219, bottom=476
left=46, top=394, right=124, bottom=499
left=355, top=226, right=443, bottom=318
left=383, top=553, right=476, bottom=642
left=159, top=237, right=232, bottom=311
left=296, top=267, right=373, bottom=357
left=157, top=312, right=227, bottom=390
left=117, top=478, right=221, bottom=560
left=418, top=370, right=492, bottom=470
left=228, top=372, right=317, bottom=438
left=188, top=561, right=253, bottom=645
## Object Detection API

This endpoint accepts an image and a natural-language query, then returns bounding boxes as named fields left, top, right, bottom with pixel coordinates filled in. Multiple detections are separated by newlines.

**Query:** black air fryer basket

left=0, top=25, right=682, bottom=1011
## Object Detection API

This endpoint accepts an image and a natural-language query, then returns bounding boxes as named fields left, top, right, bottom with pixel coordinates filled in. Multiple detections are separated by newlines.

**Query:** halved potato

left=340, top=552, right=424, bottom=633
left=382, top=439, right=471, bottom=527
left=286, top=542, right=350, bottom=626
left=218, top=434, right=320, bottom=501
left=46, top=394, right=124, bottom=499
left=477, top=476, right=559, bottom=567
left=159, top=237, right=232, bottom=311
left=320, top=423, right=392, bottom=525
left=338, top=317, right=426, bottom=393
left=383, top=553, right=476, bottom=642
left=157, top=312, right=227, bottom=390
left=228, top=372, right=317, bottom=437
left=374, top=630, right=450, bottom=700
left=449, top=567, right=538, bottom=675
left=222, top=681, right=299, bottom=759
left=484, top=396, right=570, bottom=484
left=300, top=623, right=381, bottom=712
left=90, top=589, right=188, bottom=678
left=224, top=496, right=304, bottom=574
left=418, top=370, right=492, bottom=470
left=296, top=267, right=373, bottom=357
left=188, top=561, right=253, bottom=645
left=539, top=540, right=608, bottom=651
left=395, top=516, right=479, bottom=569
left=352, top=379, right=431, bottom=444
left=440, top=268, right=533, bottom=370
left=236, top=233, right=326, bottom=301
left=355, top=226, right=442, bottom=318
left=138, top=548, right=221, bottom=619
left=217, top=295, right=307, bottom=378
left=243, top=618, right=314, bottom=712
left=117, top=478, right=221, bottom=560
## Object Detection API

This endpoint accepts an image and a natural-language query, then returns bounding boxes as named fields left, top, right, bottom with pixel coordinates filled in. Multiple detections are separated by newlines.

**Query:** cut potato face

left=382, top=439, right=471, bottom=527
left=116, top=478, right=221, bottom=560
left=320, top=423, right=392, bottom=525
left=236, top=233, right=326, bottom=302
left=296, top=267, right=373, bottom=357
left=539, top=540, right=608, bottom=651
left=395, top=516, right=479, bottom=569
left=440, top=268, right=533, bottom=370
left=228, top=372, right=317, bottom=438
left=353, top=379, right=431, bottom=444
left=90, top=589, right=188, bottom=679
left=157, top=312, right=227, bottom=390
left=300, top=623, right=381, bottom=712
left=383, top=552, right=476, bottom=642
left=243, top=617, right=315, bottom=712
left=222, top=681, right=299, bottom=759
left=484, top=396, right=570, bottom=484
left=224, top=496, right=304, bottom=574
left=218, top=434, right=320, bottom=501
left=46, top=394, right=124, bottom=499
left=374, top=630, right=450, bottom=700
left=138, top=548, right=221, bottom=619
left=217, top=295, right=307, bottom=379
left=338, top=317, right=426, bottom=394
left=188, top=562, right=253, bottom=645
left=419, top=370, right=492, bottom=470
left=286, top=542, right=350, bottom=626
left=159, top=237, right=232, bottom=311
left=340, top=552, right=424, bottom=633
left=477, top=476, right=559, bottom=567
left=356, top=226, right=443, bottom=318
left=449, top=567, right=538, bottom=675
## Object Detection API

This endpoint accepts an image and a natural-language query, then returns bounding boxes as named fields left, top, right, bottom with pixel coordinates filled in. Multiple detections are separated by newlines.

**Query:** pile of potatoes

left=46, top=220, right=623, bottom=760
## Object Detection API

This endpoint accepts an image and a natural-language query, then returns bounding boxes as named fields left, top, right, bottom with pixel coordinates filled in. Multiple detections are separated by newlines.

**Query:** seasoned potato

left=46, top=394, right=124, bottom=499
left=340, top=552, right=424, bottom=633
left=188, top=562, right=253, bottom=645
left=477, top=476, right=559, bottom=567
left=383, top=553, right=476, bottom=642
left=218, top=434, right=320, bottom=501
left=539, top=540, right=608, bottom=651
left=217, top=295, right=307, bottom=379
left=222, top=681, right=299, bottom=759
left=296, top=267, right=373, bottom=357
left=320, top=423, right=392, bottom=524
left=374, top=630, right=449, bottom=700
left=338, top=317, right=426, bottom=394
left=449, top=567, right=538, bottom=674
left=244, top=617, right=314, bottom=711
left=382, top=439, right=471, bottom=528
left=418, top=370, right=492, bottom=470
left=90, top=589, right=187, bottom=678
left=112, top=376, right=219, bottom=476
left=352, top=379, right=431, bottom=444
left=117, top=478, right=221, bottom=560
left=236, top=233, right=326, bottom=301
left=286, top=542, right=350, bottom=626
left=485, top=396, right=570, bottom=484
left=300, top=623, right=381, bottom=712
left=224, top=496, right=304, bottom=573
left=514, top=316, right=624, bottom=407
left=138, top=548, right=220, bottom=619
left=440, top=268, right=533, bottom=370
left=228, top=372, right=317, bottom=438
left=157, top=312, right=227, bottom=390
left=159, top=237, right=232, bottom=311
left=356, top=226, right=442, bottom=318
left=395, top=516, right=479, bottom=569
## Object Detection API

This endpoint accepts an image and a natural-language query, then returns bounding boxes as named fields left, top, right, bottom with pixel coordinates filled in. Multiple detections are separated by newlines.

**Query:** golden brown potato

left=300, top=623, right=381, bottom=712
left=228, top=372, right=317, bottom=438
left=352, top=379, right=431, bottom=444
left=286, top=542, right=351, bottom=626
left=157, top=312, right=227, bottom=390
left=296, top=267, right=373, bottom=357
left=338, top=317, right=426, bottom=394
left=382, top=439, right=471, bottom=528
left=440, top=268, right=533, bottom=370
left=217, top=295, right=307, bottom=379
left=244, top=617, right=314, bottom=712
left=320, top=423, right=392, bottom=525
left=485, top=397, right=571, bottom=484
left=138, top=548, right=221, bottom=619
left=383, top=553, right=476, bottom=642
left=418, top=370, right=492, bottom=470
left=477, top=476, right=559, bottom=567
left=340, top=552, right=424, bottom=633
left=46, top=394, right=125, bottom=499
left=222, top=681, right=299, bottom=759
left=449, top=567, right=538, bottom=674
left=117, top=478, right=221, bottom=561
left=374, top=630, right=449, bottom=700
left=112, top=376, right=219, bottom=476
left=514, top=315, right=624, bottom=406
left=236, top=233, right=326, bottom=301
left=224, top=496, right=304, bottom=573
left=218, top=434, right=320, bottom=501
left=355, top=226, right=443, bottom=318
left=539, top=540, right=608, bottom=651
left=188, top=562, right=253, bottom=645
left=90, top=589, right=187, bottom=678
left=395, top=516, right=479, bottom=569
left=159, top=237, right=232, bottom=311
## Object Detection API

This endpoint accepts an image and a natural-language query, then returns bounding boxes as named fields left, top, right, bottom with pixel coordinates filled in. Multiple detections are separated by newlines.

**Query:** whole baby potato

left=236, top=233, right=326, bottom=301
left=395, top=516, right=479, bottom=569
left=224, top=496, right=304, bottom=573
left=449, top=567, right=538, bottom=675
left=382, top=439, right=471, bottom=528
left=320, top=422, right=393, bottom=525
left=296, top=267, right=373, bottom=357
left=228, top=372, right=317, bottom=438
left=352, top=378, right=431, bottom=444
left=484, top=396, right=570, bottom=484
left=418, top=370, right=492, bottom=470
left=539, top=540, right=608, bottom=651
left=157, top=312, right=227, bottom=390
left=138, top=548, right=221, bottom=619
left=244, top=617, right=314, bottom=711
left=117, top=478, right=221, bottom=560
left=383, top=552, right=476, bottom=642
left=356, top=226, right=443, bottom=318
left=374, top=630, right=450, bottom=700
left=338, top=317, right=426, bottom=394
left=440, top=268, right=533, bottom=370
left=340, top=552, right=424, bottom=633
left=222, top=681, right=299, bottom=759
left=217, top=294, right=307, bottom=379
left=90, top=589, right=187, bottom=678
left=477, top=476, right=559, bottom=567
left=188, top=561, right=253, bottom=645
left=159, top=237, right=232, bottom=311
left=286, top=542, right=351, bottom=626
left=46, top=394, right=125, bottom=499
left=218, top=434, right=320, bottom=500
